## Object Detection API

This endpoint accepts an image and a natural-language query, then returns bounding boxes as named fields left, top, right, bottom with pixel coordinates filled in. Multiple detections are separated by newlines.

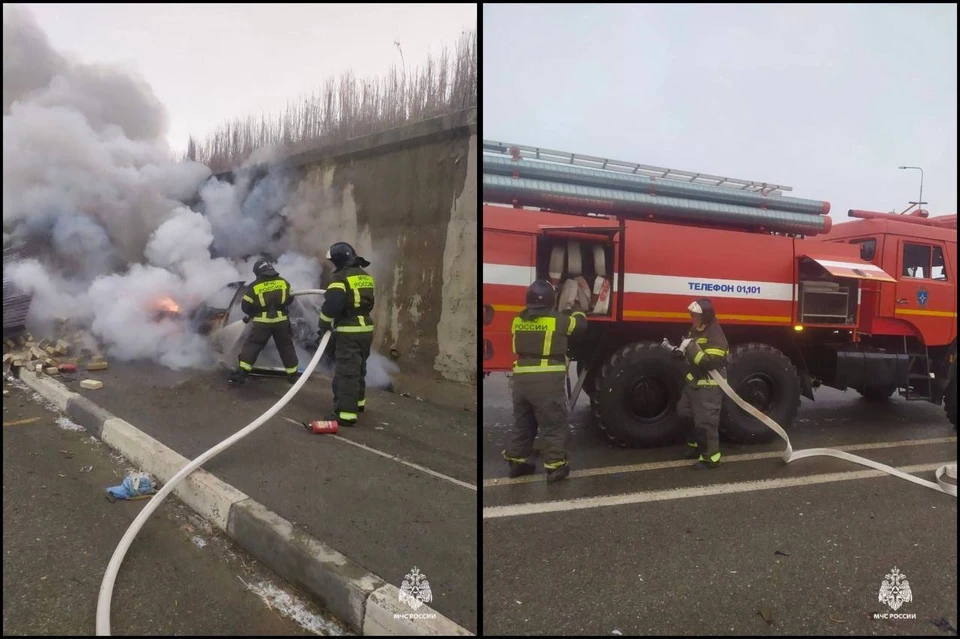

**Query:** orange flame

left=152, top=297, right=181, bottom=315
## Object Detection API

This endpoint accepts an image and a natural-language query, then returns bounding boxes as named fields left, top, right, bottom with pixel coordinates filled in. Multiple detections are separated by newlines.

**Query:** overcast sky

left=483, top=4, right=957, bottom=220
left=20, top=3, right=475, bottom=155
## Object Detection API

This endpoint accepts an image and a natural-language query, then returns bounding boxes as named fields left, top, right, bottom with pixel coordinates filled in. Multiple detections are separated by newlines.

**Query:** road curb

left=15, top=368, right=473, bottom=636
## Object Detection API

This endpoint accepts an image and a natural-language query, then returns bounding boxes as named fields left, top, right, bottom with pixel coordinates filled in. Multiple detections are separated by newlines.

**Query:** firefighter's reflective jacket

left=511, top=309, right=587, bottom=374
left=241, top=274, right=293, bottom=323
left=684, top=320, right=729, bottom=386
left=320, top=265, right=375, bottom=333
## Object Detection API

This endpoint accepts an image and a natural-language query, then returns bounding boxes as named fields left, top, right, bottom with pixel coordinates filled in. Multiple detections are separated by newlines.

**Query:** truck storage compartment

left=803, top=344, right=910, bottom=391
left=797, top=258, right=857, bottom=325
left=537, top=231, right=615, bottom=317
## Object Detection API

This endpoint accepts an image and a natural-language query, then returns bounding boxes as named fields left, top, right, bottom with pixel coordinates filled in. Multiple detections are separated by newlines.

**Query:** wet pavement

left=52, top=361, right=478, bottom=633
left=3, top=379, right=346, bottom=636
left=482, top=373, right=958, bottom=636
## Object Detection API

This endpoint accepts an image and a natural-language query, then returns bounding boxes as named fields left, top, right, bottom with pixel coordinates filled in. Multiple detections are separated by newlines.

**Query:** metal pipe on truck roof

left=483, top=174, right=831, bottom=236
left=482, top=155, right=831, bottom=216
left=848, top=209, right=953, bottom=227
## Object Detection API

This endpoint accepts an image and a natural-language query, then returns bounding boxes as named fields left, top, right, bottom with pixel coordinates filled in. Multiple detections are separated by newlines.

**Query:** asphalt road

left=482, top=373, right=958, bottom=636
left=54, top=360, right=478, bottom=632
left=2, top=379, right=347, bottom=636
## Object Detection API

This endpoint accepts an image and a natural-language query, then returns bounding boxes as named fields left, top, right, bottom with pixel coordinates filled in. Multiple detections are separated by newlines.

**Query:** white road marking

left=332, top=435, right=477, bottom=492
left=483, top=462, right=951, bottom=520
left=483, top=436, right=957, bottom=487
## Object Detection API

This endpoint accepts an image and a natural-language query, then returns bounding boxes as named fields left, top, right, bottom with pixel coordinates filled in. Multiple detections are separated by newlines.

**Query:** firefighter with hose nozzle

left=673, top=298, right=729, bottom=469
left=229, top=257, right=299, bottom=385
left=502, top=279, right=588, bottom=483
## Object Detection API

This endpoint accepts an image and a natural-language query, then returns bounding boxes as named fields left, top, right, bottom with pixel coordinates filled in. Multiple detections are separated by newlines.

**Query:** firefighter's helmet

left=526, top=279, right=556, bottom=310
left=326, top=242, right=356, bottom=269
left=253, top=257, right=277, bottom=277
left=687, top=298, right=716, bottom=324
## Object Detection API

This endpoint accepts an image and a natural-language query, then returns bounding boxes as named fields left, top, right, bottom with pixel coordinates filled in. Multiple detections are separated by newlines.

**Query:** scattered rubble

left=1, top=322, right=107, bottom=379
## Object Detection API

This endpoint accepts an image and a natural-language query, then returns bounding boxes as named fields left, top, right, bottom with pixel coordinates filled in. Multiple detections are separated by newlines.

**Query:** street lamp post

left=898, top=166, right=925, bottom=214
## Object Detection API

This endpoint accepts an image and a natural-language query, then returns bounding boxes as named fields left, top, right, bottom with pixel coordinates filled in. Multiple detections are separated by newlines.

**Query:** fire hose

left=710, top=370, right=957, bottom=496
left=658, top=339, right=956, bottom=497
left=96, top=289, right=329, bottom=635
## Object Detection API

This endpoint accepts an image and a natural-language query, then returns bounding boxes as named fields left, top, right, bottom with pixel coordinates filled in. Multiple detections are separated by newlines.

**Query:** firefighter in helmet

left=674, top=298, right=729, bottom=469
left=317, top=242, right=374, bottom=427
left=503, top=279, right=588, bottom=482
left=229, top=257, right=299, bottom=385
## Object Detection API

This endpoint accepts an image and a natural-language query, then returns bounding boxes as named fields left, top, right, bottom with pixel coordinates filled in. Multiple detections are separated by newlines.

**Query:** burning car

left=188, top=281, right=330, bottom=375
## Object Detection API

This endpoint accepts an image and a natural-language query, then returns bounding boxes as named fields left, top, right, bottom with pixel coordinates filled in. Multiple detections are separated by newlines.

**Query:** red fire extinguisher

left=304, top=420, right=338, bottom=434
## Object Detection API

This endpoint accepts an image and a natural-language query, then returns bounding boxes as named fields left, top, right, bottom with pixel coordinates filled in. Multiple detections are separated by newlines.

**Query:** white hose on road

left=96, top=290, right=330, bottom=635
left=709, top=370, right=957, bottom=497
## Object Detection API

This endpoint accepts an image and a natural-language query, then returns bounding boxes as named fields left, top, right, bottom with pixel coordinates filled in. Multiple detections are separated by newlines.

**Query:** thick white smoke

left=2, top=7, right=397, bottom=388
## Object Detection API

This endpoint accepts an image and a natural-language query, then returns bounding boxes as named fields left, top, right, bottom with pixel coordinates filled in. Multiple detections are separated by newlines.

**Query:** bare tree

left=191, top=29, right=477, bottom=172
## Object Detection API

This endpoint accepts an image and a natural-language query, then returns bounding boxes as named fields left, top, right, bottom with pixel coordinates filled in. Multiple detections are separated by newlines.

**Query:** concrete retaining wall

left=224, top=109, right=477, bottom=385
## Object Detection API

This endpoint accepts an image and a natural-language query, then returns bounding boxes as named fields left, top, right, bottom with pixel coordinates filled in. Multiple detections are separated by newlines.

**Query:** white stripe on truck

left=483, top=264, right=795, bottom=302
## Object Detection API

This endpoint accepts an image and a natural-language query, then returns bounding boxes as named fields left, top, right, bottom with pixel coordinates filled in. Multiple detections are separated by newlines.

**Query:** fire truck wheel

left=720, top=343, right=801, bottom=444
left=857, top=385, right=897, bottom=401
left=593, top=342, right=687, bottom=447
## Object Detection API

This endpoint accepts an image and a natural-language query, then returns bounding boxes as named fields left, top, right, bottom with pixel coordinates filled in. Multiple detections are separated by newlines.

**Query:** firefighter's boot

left=691, top=453, right=720, bottom=470
left=228, top=369, right=248, bottom=385
left=507, top=461, right=536, bottom=478
left=684, top=442, right=701, bottom=460
left=546, top=463, right=571, bottom=483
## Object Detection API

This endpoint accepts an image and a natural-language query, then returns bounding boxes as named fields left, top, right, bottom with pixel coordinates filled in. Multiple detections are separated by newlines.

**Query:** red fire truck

left=482, top=142, right=957, bottom=447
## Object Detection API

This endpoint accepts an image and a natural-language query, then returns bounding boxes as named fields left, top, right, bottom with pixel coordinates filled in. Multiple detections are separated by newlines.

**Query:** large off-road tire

left=945, top=361, right=957, bottom=428
left=720, top=343, right=802, bottom=444
left=858, top=385, right=898, bottom=401
left=592, top=342, right=687, bottom=447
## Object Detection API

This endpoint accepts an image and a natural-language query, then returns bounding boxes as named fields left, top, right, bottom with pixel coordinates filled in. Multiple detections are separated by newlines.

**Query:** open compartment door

left=798, top=253, right=896, bottom=282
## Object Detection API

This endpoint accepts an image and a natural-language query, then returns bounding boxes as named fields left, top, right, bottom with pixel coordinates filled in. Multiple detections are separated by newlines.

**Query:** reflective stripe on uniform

left=567, top=312, right=585, bottom=335
left=285, top=366, right=298, bottom=374
left=339, top=411, right=358, bottom=421
left=694, top=351, right=705, bottom=365
left=336, top=324, right=374, bottom=333
left=704, top=348, right=727, bottom=357
left=253, top=314, right=287, bottom=323
left=544, top=460, right=568, bottom=470
left=502, top=451, right=528, bottom=464
left=346, top=274, right=374, bottom=309
left=253, top=280, right=286, bottom=295
left=513, top=364, right=566, bottom=373
left=238, top=361, right=253, bottom=371
left=687, top=371, right=721, bottom=386
left=357, top=399, right=366, bottom=407
left=327, top=282, right=346, bottom=291
left=699, top=452, right=722, bottom=463
left=696, top=337, right=708, bottom=344
left=687, top=441, right=699, bottom=448
left=541, top=323, right=554, bottom=368
left=242, top=295, right=254, bottom=303
left=319, top=311, right=334, bottom=323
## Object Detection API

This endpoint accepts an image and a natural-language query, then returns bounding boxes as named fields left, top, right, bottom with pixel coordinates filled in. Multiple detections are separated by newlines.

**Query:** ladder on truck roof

left=483, top=140, right=793, bottom=197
